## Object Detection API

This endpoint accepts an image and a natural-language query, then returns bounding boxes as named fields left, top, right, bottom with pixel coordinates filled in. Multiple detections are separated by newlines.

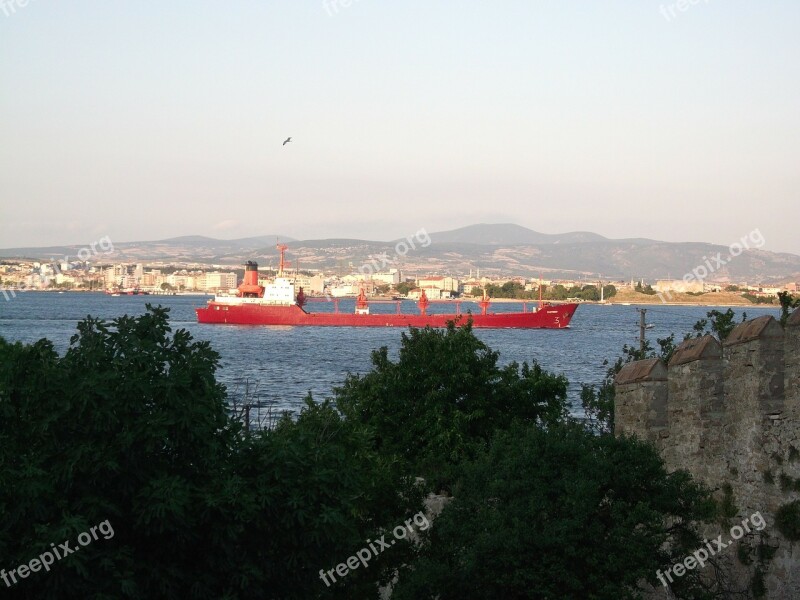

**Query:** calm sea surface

left=0, top=292, right=778, bottom=416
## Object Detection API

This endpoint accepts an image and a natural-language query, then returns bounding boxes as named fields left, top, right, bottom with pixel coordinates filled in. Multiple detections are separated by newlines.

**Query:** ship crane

left=276, top=242, right=288, bottom=277
left=478, top=289, right=491, bottom=316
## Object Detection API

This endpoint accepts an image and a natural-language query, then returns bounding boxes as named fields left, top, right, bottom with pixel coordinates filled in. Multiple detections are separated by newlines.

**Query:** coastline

left=2, top=289, right=775, bottom=309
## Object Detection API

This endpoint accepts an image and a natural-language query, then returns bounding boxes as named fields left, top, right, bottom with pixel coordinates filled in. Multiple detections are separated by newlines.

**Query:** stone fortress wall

left=615, top=308, right=800, bottom=598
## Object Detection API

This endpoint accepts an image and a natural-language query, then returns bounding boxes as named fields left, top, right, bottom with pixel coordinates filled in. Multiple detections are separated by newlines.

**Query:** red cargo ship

left=195, top=246, right=578, bottom=329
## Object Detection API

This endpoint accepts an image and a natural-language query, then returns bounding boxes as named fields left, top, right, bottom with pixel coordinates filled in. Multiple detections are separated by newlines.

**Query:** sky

left=1, top=1, right=798, bottom=253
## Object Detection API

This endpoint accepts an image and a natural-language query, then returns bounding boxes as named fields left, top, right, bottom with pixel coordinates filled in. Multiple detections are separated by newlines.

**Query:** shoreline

left=2, top=289, right=778, bottom=309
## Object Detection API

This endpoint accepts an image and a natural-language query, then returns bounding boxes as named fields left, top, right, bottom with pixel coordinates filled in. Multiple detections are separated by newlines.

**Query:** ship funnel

left=237, top=261, right=265, bottom=297
left=243, top=261, right=259, bottom=287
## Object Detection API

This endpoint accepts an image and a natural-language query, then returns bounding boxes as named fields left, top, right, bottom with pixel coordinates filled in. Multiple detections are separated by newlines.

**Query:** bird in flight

left=283, top=137, right=292, bottom=146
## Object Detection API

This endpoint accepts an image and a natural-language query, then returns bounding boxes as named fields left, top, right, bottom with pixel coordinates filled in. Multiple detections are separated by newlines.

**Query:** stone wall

left=615, top=308, right=800, bottom=598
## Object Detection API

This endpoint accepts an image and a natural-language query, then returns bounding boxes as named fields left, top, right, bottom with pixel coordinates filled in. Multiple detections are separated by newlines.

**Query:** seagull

left=283, top=137, right=292, bottom=146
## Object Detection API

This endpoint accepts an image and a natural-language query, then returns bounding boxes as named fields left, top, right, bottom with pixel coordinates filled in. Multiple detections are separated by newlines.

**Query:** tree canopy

left=0, top=306, right=727, bottom=599
left=392, top=423, right=715, bottom=600
left=333, top=320, right=569, bottom=488
left=0, top=306, right=419, bottom=599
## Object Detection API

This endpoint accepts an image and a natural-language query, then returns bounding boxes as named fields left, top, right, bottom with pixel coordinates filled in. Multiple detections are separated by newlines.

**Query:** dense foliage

left=333, top=320, right=569, bottom=487
left=479, top=282, right=612, bottom=301
left=392, top=423, right=716, bottom=600
left=778, top=291, right=800, bottom=325
left=690, top=308, right=746, bottom=342
left=394, top=281, right=414, bottom=296
left=634, top=282, right=658, bottom=295
left=0, top=305, right=732, bottom=599
left=0, top=306, right=419, bottom=600
left=742, top=292, right=775, bottom=305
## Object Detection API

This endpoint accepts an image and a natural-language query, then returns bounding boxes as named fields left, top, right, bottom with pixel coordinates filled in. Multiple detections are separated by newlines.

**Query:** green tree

left=0, top=306, right=419, bottom=599
left=392, top=423, right=716, bottom=600
left=602, top=284, right=617, bottom=299
left=483, top=283, right=498, bottom=297
left=334, top=320, right=569, bottom=489
left=545, top=284, right=569, bottom=300
left=742, top=292, right=775, bottom=305
left=236, top=397, right=422, bottom=599
left=690, top=308, right=746, bottom=342
left=778, top=291, right=800, bottom=326
left=501, top=281, right=524, bottom=297
left=634, top=282, right=657, bottom=295
left=394, top=281, right=414, bottom=296
left=483, top=281, right=530, bottom=299
left=577, top=285, right=600, bottom=301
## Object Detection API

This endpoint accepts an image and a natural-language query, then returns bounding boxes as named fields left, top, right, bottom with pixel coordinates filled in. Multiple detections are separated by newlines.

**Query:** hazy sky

left=1, top=1, right=798, bottom=253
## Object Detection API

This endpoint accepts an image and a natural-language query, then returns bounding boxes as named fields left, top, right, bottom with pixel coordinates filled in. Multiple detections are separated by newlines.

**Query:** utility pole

left=637, top=308, right=647, bottom=353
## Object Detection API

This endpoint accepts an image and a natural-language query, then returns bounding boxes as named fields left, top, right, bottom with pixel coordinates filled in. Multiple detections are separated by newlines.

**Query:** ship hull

left=195, top=302, right=578, bottom=329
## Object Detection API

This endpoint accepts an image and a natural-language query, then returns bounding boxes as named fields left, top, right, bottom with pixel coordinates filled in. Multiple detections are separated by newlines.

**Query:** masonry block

left=614, top=358, right=667, bottom=446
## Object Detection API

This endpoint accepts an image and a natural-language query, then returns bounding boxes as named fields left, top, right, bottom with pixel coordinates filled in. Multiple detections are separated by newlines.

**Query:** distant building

left=417, top=276, right=460, bottom=292
left=462, top=280, right=485, bottom=295
left=757, top=286, right=783, bottom=296
left=407, top=286, right=451, bottom=300
left=167, top=273, right=192, bottom=290
left=654, top=279, right=704, bottom=294
left=197, top=272, right=237, bottom=292
left=329, top=281, right=375, bottom=297
left=371, top=269, right=401, bottom=285
left=290, top=274, right=325, bottom=294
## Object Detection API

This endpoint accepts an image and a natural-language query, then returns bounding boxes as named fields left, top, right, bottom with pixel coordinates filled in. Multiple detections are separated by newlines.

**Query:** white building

left=417, top=276, right=460, bottom=292
left=654, top=279, right=704, bottom=294
left=407, top=286, right=451, bottom=300
left=197, top=272, right=237, bottom=292
left=371, top=269, right=401, bottom=285
left=290, top=274, right=325, bottom=294
left=329, top=281, right=375, bottom=297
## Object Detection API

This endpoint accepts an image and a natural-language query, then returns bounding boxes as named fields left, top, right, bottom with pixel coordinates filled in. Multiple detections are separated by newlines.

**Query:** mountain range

left=2, top=224, right=798, bottom=283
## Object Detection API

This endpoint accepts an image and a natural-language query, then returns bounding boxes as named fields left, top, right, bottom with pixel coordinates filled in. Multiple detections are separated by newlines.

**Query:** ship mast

left=276, top=242, right=288, bottom=277
left=539, top=273, right=543, bottom=306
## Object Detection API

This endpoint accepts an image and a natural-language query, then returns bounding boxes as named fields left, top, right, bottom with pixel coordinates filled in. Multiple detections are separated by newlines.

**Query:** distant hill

left=1, top=225, right=798, bottom=283
left=426, top=223, right=608, bottom=245
left=0, top=235, right=295, bottom=264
